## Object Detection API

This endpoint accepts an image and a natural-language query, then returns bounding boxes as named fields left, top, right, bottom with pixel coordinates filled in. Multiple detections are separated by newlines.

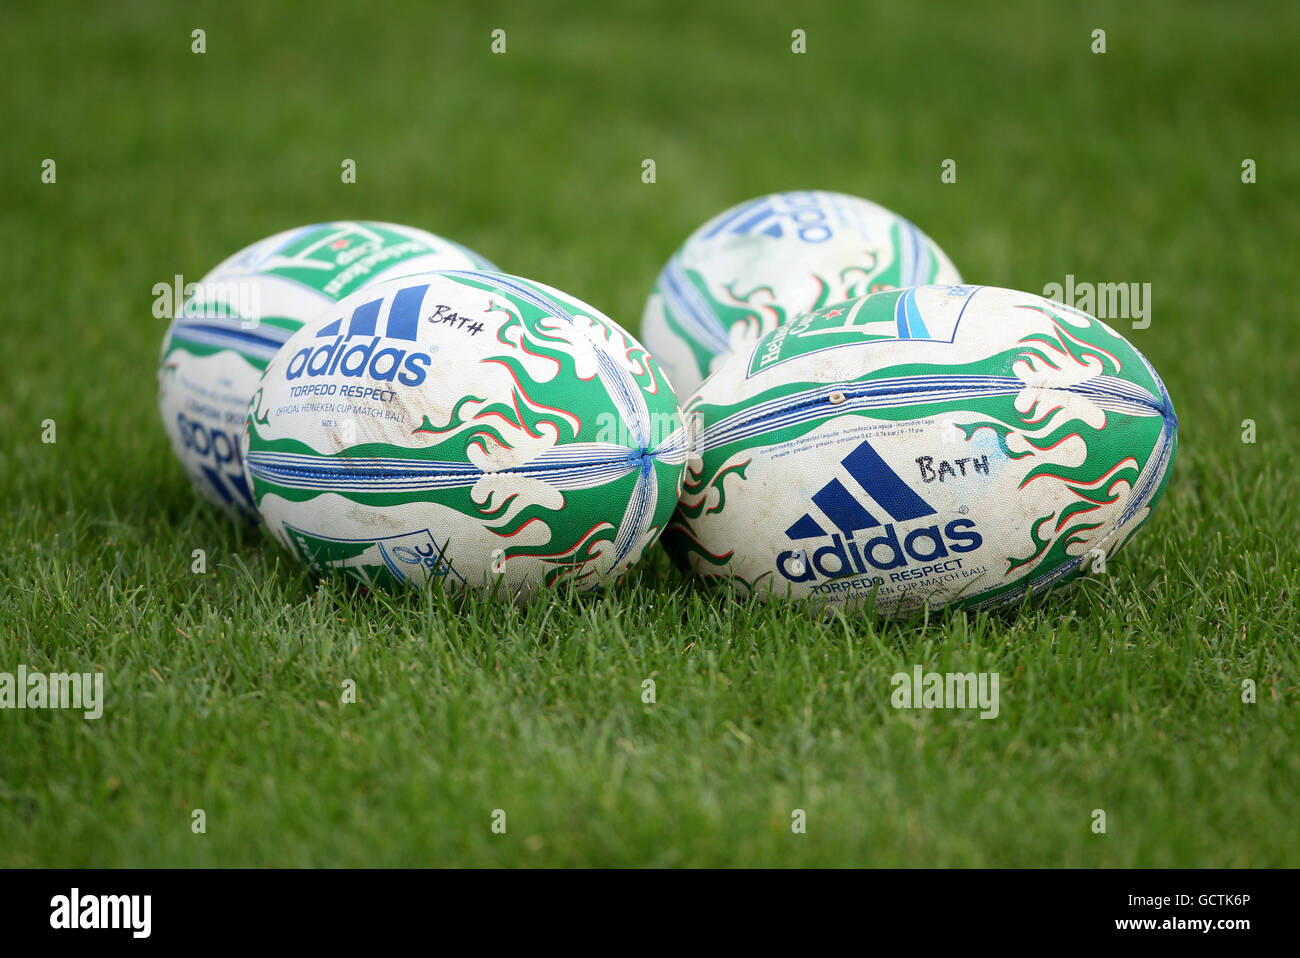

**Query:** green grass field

left=2, top=0, right=1297, bottom=866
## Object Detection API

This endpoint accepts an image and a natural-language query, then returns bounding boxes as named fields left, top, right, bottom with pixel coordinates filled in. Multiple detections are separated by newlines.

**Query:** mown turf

left=1, top=0, right=1297, bottom=866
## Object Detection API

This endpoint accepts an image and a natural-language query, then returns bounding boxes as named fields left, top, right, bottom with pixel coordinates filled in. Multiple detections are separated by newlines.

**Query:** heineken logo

left=747, top=287, right=972, bottom=377
left=260, top=222, right=440, bottom=300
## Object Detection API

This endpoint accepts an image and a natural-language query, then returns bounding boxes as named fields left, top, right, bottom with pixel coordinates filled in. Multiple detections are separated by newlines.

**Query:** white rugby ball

left=668, top=285, right=1177, bottom=614
left=640, top=190, right=962, bottom=396
left=242, top=269, right=688, bottom=598
left=158, top=221, right=496, bottom=520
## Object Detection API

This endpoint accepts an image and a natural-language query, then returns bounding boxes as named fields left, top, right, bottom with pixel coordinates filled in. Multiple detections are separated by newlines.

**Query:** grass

left=1, top=0, right=1297, bottom=866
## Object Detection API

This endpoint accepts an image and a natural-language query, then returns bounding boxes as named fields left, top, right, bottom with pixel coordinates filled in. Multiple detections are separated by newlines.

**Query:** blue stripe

left=695, top=372, right=1163, bottom=457
left=903, top=289, right=929, bottom=338
left=386, top=284, right=428, bottom=341
left=699, top=197, right=769, bottom=239
left=348, top=298, right=382, bottom=337
left=900, top=220, right=925, bottom=286
left=172, top=321, right=291, bottom=351
left=812, top=478, right=881, bottom=532
left=840, top=440, right=937, bottom=522
left=660, top=258, right=731, bottom=353
left=731, top=204, right=778, bottom=236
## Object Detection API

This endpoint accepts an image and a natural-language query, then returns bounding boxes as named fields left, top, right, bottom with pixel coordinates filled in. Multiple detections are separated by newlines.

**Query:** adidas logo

left=777, top=439, right=982, bottom=582
left=285, top=283, right=432, bottom=387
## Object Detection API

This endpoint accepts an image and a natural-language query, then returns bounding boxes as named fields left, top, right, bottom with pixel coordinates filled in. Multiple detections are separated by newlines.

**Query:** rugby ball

left=158, top=221, right=497, bottom=520
left=669, top=285, right=1177, bottom=614
left=640, top=190, right=962, bottom=396
left=241, top=269, right=688, bottom=597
